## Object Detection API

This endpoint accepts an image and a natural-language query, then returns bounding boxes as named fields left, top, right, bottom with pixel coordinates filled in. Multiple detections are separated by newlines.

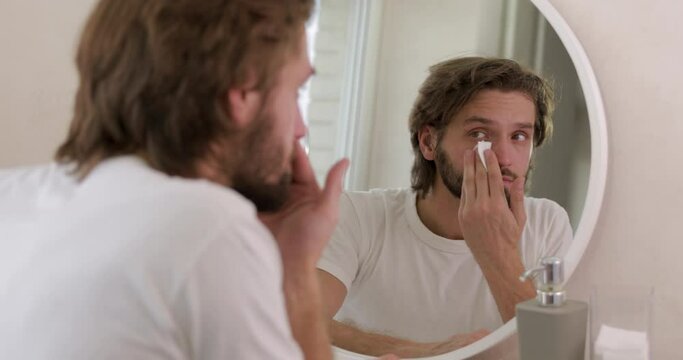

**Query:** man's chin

left=233, top=173, right=292, bottom=212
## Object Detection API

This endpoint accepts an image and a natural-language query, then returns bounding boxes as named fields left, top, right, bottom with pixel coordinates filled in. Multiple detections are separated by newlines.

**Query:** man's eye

left=469, top=130, right=487, bottom=140
left=512, top=132, right=528, bottom=141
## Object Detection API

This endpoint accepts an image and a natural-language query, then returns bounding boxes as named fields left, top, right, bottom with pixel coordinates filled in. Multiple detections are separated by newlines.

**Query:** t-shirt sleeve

left=317, top=192, right=366, bottom=291
left=172, top=220, right=303, bottom=360
left=521, top=199, right=574, bottom=269
left=544, top=203, right=573, bottom=259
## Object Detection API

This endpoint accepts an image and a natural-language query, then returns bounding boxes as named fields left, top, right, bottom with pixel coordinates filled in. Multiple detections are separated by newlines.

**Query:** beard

left=434, top=144, right=527, bottom=206
left=230, top=107, right=292, bottom=212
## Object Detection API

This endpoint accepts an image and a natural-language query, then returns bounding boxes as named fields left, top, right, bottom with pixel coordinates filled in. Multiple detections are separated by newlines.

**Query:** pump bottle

left=516, top=257, right=588, bottom=360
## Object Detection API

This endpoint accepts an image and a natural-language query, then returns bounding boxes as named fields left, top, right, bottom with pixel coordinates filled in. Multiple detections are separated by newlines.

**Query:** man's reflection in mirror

left=317, top=57, right=573, bottom=358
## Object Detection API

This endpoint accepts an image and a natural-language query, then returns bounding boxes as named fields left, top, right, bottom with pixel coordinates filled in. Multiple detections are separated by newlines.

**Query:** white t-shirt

left=318, top=188, right=572, bottom=343
left=0, top=156, right=302, bottom=360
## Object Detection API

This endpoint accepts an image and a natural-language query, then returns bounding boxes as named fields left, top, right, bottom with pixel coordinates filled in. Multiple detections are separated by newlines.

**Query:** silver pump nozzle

left=519, top=257, right=566, bottom=307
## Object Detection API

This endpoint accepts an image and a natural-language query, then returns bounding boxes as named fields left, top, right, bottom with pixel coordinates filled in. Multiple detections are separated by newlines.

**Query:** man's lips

left=500, top=168, right=517, bottom=184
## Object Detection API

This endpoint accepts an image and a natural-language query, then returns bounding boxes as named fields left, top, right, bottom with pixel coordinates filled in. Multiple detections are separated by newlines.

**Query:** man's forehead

left=461, top=116, right=534, bottom=128
left=453, top=90, right=536, bottom=128
left=278, top=33, right=314, bottom=83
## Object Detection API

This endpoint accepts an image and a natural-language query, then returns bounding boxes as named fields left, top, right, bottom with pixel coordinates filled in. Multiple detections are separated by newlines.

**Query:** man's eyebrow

left=462, top=116, right=494, bottom=126
left=462, top=116, right=534, bottom=129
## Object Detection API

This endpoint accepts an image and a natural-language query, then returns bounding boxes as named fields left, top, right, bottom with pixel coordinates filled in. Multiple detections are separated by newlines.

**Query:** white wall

left=0, top=0, right=94, bottom=167
left=552, top=0, right=683, bottom=358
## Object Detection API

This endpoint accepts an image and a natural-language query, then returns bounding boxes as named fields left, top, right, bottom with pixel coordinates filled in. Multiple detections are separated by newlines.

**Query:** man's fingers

left=320, top=158, right=350, bottom=213
left=469, top=328, right=490, bottom=339
left=464, top=329, right=490, bottom=345
left=291, top=141, right=318, bottom=186
left=447, top=328, right=490, bottom=348
left=474, top=147, right=489, bottom=199
left=484, top=150, right=506, bottom=201
left=510, top=176, right=527, bottom=226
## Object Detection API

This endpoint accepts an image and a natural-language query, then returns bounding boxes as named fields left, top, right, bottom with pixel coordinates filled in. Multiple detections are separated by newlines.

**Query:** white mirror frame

left=332, top=0, right=607, bottom=358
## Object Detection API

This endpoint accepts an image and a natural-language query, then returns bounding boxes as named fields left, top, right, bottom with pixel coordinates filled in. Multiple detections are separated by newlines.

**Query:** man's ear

left=225, top=87, right=261, bottom=128
left=418, top=125, right=437, bottom=161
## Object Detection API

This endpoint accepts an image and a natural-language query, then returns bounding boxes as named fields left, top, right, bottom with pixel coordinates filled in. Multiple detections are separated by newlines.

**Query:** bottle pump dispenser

left=516, top=257, right=588, bottom=360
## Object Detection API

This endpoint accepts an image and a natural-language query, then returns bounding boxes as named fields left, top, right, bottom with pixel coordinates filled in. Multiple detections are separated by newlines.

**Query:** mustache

left=500, top=167, right=519, bottom=181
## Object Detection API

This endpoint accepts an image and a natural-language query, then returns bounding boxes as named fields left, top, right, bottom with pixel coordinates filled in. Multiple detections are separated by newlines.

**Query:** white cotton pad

left=594, top=325, right=650, bottom=360
left=475, top=141, right=491, bottom=170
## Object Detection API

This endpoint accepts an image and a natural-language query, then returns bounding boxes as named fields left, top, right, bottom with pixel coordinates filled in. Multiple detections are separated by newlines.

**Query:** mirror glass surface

left=306, top=0, right=589, bottom=229
left=303, top=0, right=602, bottom=358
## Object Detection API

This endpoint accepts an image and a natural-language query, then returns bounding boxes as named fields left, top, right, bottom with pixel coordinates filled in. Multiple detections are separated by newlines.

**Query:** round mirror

left=304, top=0, right=606, bottom=358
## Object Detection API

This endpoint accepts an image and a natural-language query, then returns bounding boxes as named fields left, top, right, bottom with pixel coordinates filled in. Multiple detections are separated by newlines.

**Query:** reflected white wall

left=364, top=0, right=505, bottom=190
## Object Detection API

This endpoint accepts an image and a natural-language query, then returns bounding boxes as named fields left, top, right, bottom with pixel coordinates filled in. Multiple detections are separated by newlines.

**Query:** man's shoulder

left=523, top=196, right=571, bottom=229
left=87, top=156, right=256, bottom=219
left=524, top=196, right=566, bottom=215
left=81, top=158, right=274, bottom=282
left=0, top=162, right=68, bottom=195
left=338, top=188, right=412, bottom=219
left=343, top=187, right=412, bottom=207
left=42, top=157, right=265, bottom=250
left=153, top=176, right=255, bottom=220
left=0, top=162, right=78, bottom=216
left=333, top=188, right=416, bottom=240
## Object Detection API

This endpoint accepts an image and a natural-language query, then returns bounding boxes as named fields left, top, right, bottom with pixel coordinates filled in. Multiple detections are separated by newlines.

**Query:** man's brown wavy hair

left=409, top=57, right=555, bottom=198
left=56, top=0, right=313, bottom=177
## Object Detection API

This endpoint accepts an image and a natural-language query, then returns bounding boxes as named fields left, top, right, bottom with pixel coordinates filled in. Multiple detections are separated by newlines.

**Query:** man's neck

left=415, top=181, right=465, bottom=240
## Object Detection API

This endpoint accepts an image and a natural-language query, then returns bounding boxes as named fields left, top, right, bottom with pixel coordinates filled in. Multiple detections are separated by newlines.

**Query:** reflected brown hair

left=409, top=57, right=555, bottom=198
left=56, top=0, right=313, bottom=177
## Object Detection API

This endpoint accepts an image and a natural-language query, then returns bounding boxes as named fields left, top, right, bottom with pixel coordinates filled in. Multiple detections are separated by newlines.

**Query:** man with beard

left=317, top=57, right=573, bottom=358
left=0, top=1, right=347, bottom=359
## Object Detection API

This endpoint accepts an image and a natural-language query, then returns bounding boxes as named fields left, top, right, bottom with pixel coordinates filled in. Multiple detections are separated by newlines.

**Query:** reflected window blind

left=304, top=0, right=352, bottom=185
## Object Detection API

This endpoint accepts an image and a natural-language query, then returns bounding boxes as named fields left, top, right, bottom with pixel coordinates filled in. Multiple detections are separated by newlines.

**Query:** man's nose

left=492, top=141, right=513, bottom=167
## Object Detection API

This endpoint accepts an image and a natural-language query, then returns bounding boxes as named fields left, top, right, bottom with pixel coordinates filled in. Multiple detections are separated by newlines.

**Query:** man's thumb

left=321, top=158, right=350, bottom=209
